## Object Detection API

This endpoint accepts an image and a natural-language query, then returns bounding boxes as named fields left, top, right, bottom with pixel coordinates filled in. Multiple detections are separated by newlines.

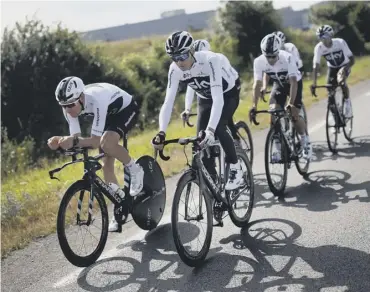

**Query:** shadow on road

left=252, top=135, right=370, bottom=212
left=76, top=218, right=370, bottom=292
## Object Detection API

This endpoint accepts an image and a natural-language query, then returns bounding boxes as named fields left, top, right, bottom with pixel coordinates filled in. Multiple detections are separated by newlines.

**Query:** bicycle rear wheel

left=171, top=170, right=213, bottom=267
left=235, top=121, right=254, bottom=166
left=264, top=128, right=288, bottom=197
left=57, top=180, right=108, bottom=267
left=227, top=149, right=254, bottom=227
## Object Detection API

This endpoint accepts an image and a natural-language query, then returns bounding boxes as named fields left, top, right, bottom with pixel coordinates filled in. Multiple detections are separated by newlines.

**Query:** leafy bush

left=1, top=127, right=35, bottom=179
left=1, top=20, right=140, bottom=159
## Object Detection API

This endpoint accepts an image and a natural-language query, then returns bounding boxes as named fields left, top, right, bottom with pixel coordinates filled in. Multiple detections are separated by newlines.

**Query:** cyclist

left=152, top=31, right=243, bottom=191
left=311, top=25, right=355, bottom=118
left=182, top=39, right=242, bottom=142
left=47, top=77, right=144, bottom=232
left=249, top=33, right=312, bottom=161
left=273, top=31, right=304, bottom=74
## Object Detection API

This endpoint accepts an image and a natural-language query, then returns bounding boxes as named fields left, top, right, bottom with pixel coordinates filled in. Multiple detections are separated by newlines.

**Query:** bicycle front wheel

left=264, top=128, right=288, bottom=197
left=57, top=180, right=108, bottom=267
left=171, top=170, right=213, bottom=267
left=326, top=105, right=338, bottom=153
left=342, top=97, right=353, bottom=142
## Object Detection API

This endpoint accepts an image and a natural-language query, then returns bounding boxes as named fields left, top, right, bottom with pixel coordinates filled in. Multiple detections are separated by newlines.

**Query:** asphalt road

left=2, top=80, right=370, bottom=292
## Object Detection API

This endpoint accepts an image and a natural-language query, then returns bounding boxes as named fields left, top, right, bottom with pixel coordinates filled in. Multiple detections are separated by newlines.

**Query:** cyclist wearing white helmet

left=182, top=39, right=242, bottom=142
left=273, top=31, right=304, bottom=72
left=193, top=39, right=211, bottom=51
left=152, top=31, right=243, bottom=193
left=250, top=33, right=311, bottom=161
left=311, top=24, right=355, bottom=118
left=48, top=77, right=144, bottom=232
left=262, top=31, right=305, bottom=102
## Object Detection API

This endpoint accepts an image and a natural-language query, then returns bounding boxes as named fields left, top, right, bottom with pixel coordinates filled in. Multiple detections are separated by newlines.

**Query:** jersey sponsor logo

left=183, top=72, right=191, bottom=79
left=188, top=78, right=211, bottom=90
left=209, top=61, right=216, bottom=81
left=168, top=69, right=174, bottom=88
left=323, top=50, right=345, bottom=66
left=187, top=76, right=212, bottom=97
left=96, top=107, right=100, bottom=127
left=222, top=67, right=230, bottom=78
left=110, top=91, right=120, bottom=100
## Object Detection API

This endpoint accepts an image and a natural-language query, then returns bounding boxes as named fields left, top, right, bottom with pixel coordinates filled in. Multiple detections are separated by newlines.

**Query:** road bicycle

left=49, top=135, right=166, bottom=267
left=155, top=129, right=254, bottom=267
left=311, top=84, right=353, bottom=153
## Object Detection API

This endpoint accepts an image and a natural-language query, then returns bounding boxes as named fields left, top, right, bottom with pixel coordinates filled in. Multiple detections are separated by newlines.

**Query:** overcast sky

left=1, top=0, right=322, bottom=34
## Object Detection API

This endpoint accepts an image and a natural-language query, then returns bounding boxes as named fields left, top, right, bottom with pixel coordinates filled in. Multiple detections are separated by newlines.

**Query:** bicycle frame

left=157, top=137, right=229, bottom=206
left=49, top=147, right=131, bottom=224
left=253, top=109, right=297, bottom=160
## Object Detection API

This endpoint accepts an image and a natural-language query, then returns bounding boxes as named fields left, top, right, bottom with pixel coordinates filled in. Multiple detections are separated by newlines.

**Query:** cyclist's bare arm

left=73, top=135, right=101, bottom=149
left=253, top=58, right=263, bottom=108
left=253, top=80, right=262, bottom=108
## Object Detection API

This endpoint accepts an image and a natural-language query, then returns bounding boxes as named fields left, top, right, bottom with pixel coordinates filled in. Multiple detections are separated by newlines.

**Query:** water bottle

left=108, top=182, right=125, bottom=199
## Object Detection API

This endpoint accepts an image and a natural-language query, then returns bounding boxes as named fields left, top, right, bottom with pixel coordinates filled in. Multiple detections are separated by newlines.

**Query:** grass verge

left=2, top=55, right=370, bottom=258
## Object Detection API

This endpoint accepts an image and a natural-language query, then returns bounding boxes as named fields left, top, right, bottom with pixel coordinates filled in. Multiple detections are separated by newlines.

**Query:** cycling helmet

left=316, top=25, right=334, bottom=38
left=165, top=31, right=194, bottom=56
left=55, top=76, right=84, bottom=105
left=260, top=33, right=281, bottom=56
left=193, top=39, right=211, bottom=51
left=273, top=31, right=286, bottom=47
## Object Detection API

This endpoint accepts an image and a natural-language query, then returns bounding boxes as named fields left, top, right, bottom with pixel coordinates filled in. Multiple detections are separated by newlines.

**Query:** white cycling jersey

left=63, top=83, right=133, bottom=136
left=283, top=43, right=303, bottom=69
left=159, top=51, right=239, bottom=132
left=254, top=50, right=302, bottom=86
left=313, top=38, right=353, bottom=68
left=184, top=52, right=239, bottom=112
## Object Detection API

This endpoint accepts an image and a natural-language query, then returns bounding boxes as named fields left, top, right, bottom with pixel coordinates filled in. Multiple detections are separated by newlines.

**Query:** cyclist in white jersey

left=152, top=31, right=243, bottom=191
left=311, top=25, right=355, bottom=118
left=182, top=39, right=242, bottom=142
left=249, top=33, right=312, bottom=161
left=47, top=78, right=144, bottom=232
left=273, top=31, right=304, bottom=73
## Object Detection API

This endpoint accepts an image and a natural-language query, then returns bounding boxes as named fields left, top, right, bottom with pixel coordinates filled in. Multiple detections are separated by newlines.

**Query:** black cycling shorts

left=269, top=79, right=303, bottom=109
left=327, top=65, right=351, bottom=87
left=104, top=99, right=139, bottom=139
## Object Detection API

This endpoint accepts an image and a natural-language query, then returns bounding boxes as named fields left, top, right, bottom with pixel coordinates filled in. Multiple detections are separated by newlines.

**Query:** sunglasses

left=266, top=55, right=278, bottom=60
left=61, top=102, right=77, bottom=109
left=171, top=52, right=190, bottom=62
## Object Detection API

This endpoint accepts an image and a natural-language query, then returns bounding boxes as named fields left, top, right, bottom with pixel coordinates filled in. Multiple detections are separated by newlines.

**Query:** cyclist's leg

left=340, top=66, right=352, bottom=117
left=103, top=99, right=142, bottom=231
left=327, top=66, right=339, bottom=91
left=290, top=80, right=306, bottom=136
left=216, top=85, right=243, bottom=190
left=269, top=82, right=286, bottom=162
left=228, top=78, right=241, bottom=141
left=101, top=99, right=141, bottom=186
left=197, top=97, right=217, bottom=177
left=290, top=80, right=312, bottom=158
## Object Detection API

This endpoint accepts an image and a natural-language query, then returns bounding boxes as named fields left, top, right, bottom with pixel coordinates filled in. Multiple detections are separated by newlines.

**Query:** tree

left=310, top=1, right=366, bottom=55
left=218, top=1, right=283, bottom=68
left=352, top=1, right=370, bottom=42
